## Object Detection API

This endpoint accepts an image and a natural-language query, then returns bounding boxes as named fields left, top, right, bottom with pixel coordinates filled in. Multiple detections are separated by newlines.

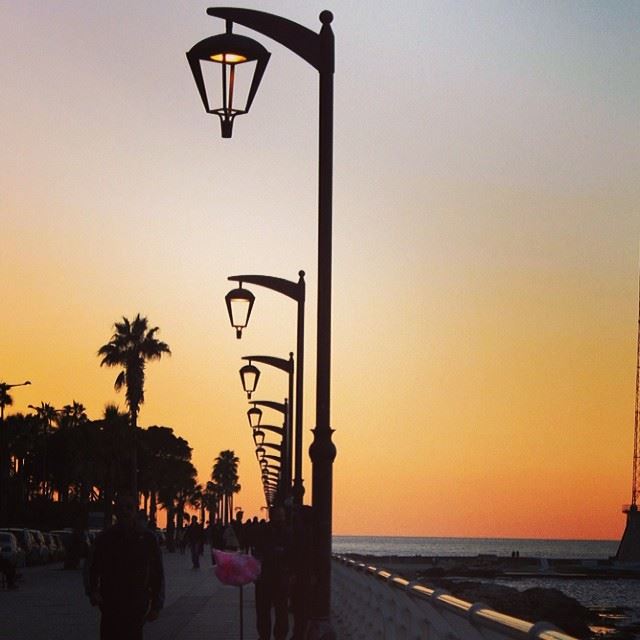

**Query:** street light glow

left=211, top=53, right=247, bottom=63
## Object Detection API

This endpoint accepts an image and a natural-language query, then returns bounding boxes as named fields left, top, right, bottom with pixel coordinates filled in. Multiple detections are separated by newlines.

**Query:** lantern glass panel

left=201, top=58, right=258, bottom=116
left=247, top=406, right=262, bottom=428
left=230, top=296, right=253, bottom=330
left=240, top=364, right=260, bottom=396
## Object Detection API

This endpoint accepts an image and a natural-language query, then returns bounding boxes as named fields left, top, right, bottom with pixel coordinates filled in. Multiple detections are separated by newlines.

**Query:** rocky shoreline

left=344, top=554, right=639, bottom=639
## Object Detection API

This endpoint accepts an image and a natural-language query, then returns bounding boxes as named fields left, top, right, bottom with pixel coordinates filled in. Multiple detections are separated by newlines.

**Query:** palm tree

left=28, top=402, right=58, bottom=498
left=97, top=314, right=171, bottom=496
left=157, top=458, right=197, bottom=552
left=94, top=404, right=129, bottom=526
left=202, top=480, right=220, bottom=525
left=48, top=401, right=89, bottom=502
left=4, top=413, right=37, bottom=513
left=139, top=425, right=191, bottom=528
left=212, top=450, right=241, bottom=525
left=0, top=384, right=14, bottom=421
left=59, top=401, right=88, bottom=428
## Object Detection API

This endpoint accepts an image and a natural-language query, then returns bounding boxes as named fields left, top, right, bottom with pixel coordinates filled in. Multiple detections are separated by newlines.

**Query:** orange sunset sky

left=1, top=1, right=639, bottom=540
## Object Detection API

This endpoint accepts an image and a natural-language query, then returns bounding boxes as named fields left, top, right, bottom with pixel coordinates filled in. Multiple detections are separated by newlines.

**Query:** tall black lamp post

left=189, top=9, right=336, bottom=637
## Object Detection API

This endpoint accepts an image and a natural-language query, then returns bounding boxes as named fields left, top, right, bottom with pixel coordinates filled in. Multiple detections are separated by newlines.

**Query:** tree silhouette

left=28, top=402, right=59, bottom=498
left=98, top=314, right=171, bottom=495
left=0, top=384, right=14, bottom=418
left=212, top=450, right=241, bottom=525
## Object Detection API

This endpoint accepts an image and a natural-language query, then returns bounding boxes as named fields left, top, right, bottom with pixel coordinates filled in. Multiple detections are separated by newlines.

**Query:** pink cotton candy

left=212, top=549, right=261, bottom=586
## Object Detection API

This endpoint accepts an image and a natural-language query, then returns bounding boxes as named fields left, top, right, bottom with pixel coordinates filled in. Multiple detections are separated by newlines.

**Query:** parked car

left=42, top=532, right=61, bottom=562
left=28, top=530, right=50, bottom=564
left=2, top=528, right=39, bottom=566
left=0, top=531, right=25, bottom=568
left=50, top=528, right=90, bottom=568
left=49, top=528, right=74, bottom=553
left=50, top=533, right=66, bottom=562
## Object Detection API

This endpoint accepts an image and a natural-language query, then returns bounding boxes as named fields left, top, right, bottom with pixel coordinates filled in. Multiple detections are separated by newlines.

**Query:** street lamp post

left=227, top=272, right=306, bottom=505
left=189, top=9, right=336, bottom=637
left=0, top=380, right=31, bottom=526
left=28, top=403, right=61, bottom=499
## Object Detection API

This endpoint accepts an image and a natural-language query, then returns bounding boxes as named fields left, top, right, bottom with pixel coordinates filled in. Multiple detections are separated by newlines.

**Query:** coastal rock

left=520, top=588, right=596, bottom=637
left=423, top=579, right=596, bottom=638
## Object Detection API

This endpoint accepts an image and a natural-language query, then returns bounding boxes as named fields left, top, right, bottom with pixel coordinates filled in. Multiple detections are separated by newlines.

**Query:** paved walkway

left=0, top=549, right=259, bottom=640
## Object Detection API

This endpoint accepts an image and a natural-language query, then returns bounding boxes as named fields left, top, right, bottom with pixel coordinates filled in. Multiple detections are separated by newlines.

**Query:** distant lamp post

left=239, top=361, right=261, bottom=399
left=186, top=23, right=271, bottom=138
left=225, top=285, right=255, bottom=338
left=0, top=381, right=31, bottom=421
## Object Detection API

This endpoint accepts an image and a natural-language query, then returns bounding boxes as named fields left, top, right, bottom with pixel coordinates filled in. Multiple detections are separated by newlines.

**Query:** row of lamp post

left=187, top=7, right=337, bottom=638
left=227, top=272, right=306, bottom=504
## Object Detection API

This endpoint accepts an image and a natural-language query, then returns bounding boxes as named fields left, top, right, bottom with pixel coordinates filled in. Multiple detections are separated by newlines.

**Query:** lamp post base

left=305, top=617, right=336, bottom=640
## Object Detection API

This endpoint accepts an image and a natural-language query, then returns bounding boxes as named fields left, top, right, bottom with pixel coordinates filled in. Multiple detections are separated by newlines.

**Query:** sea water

left=332, top=535, right=619, bottom=559
left=332, top=536, right=640, bottom=624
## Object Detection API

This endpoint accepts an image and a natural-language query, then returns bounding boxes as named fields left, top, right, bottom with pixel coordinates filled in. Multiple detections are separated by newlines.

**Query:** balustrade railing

left=331, top=556, right=577, bottom=640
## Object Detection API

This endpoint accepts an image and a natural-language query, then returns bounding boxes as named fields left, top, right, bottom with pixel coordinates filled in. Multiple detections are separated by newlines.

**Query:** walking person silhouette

left=87, top=492, right=165, bottom=640
left=253, top=506, right=292, bottom=640
left=184, top=514, right=204, bottom=569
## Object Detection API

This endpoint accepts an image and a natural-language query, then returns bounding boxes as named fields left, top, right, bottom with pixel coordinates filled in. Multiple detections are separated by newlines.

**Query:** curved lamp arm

left=257, top=425, right=284, bottom=437
left=206, top=8, right=333, bottom=73
left=0, top=381, right=31, bottom=390
left=261, top=440, right=282, bottom=451
left=252, top=400, right=287, bottom=414
left=229, top=272, right=305, bottom=303
left=242, top=354, right=293, bottom=374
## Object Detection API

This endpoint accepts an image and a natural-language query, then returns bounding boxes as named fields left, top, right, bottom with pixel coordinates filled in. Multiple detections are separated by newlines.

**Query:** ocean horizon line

left=333, top=533, right=619, bottom=543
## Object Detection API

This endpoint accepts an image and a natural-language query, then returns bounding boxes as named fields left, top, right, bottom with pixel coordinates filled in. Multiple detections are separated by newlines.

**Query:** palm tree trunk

left=166, top=504, right=176, bottom=552
left=150, top=490, right=157, bottom=528
left=130, top=411, right=138, bottom=499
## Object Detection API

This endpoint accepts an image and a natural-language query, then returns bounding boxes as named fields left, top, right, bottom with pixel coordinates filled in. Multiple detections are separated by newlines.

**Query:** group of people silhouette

left=85, top=493, right=314, bottom=640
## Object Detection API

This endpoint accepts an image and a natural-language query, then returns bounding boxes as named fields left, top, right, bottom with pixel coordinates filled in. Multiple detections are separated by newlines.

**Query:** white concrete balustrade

left=331, top=556, right=578, bottom=640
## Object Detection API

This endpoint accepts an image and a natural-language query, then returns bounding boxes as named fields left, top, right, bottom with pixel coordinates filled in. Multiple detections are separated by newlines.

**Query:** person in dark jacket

left=88, top=493, right=165, bottom=640
left=253, top=506, right=292, bottom=640
left=183, top=515, right=204, bottom=569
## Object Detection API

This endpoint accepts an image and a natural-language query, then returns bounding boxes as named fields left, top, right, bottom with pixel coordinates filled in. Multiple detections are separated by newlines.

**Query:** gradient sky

left=1, top=1, right=639, bottom=539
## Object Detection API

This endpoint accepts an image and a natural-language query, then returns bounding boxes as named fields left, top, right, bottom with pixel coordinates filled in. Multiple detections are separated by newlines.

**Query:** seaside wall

left=331, top=556, right=577, bottom=640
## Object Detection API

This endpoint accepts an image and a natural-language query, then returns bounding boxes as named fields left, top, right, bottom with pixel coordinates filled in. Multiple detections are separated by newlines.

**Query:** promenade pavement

left=0, top=548, right=259, bottom=640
